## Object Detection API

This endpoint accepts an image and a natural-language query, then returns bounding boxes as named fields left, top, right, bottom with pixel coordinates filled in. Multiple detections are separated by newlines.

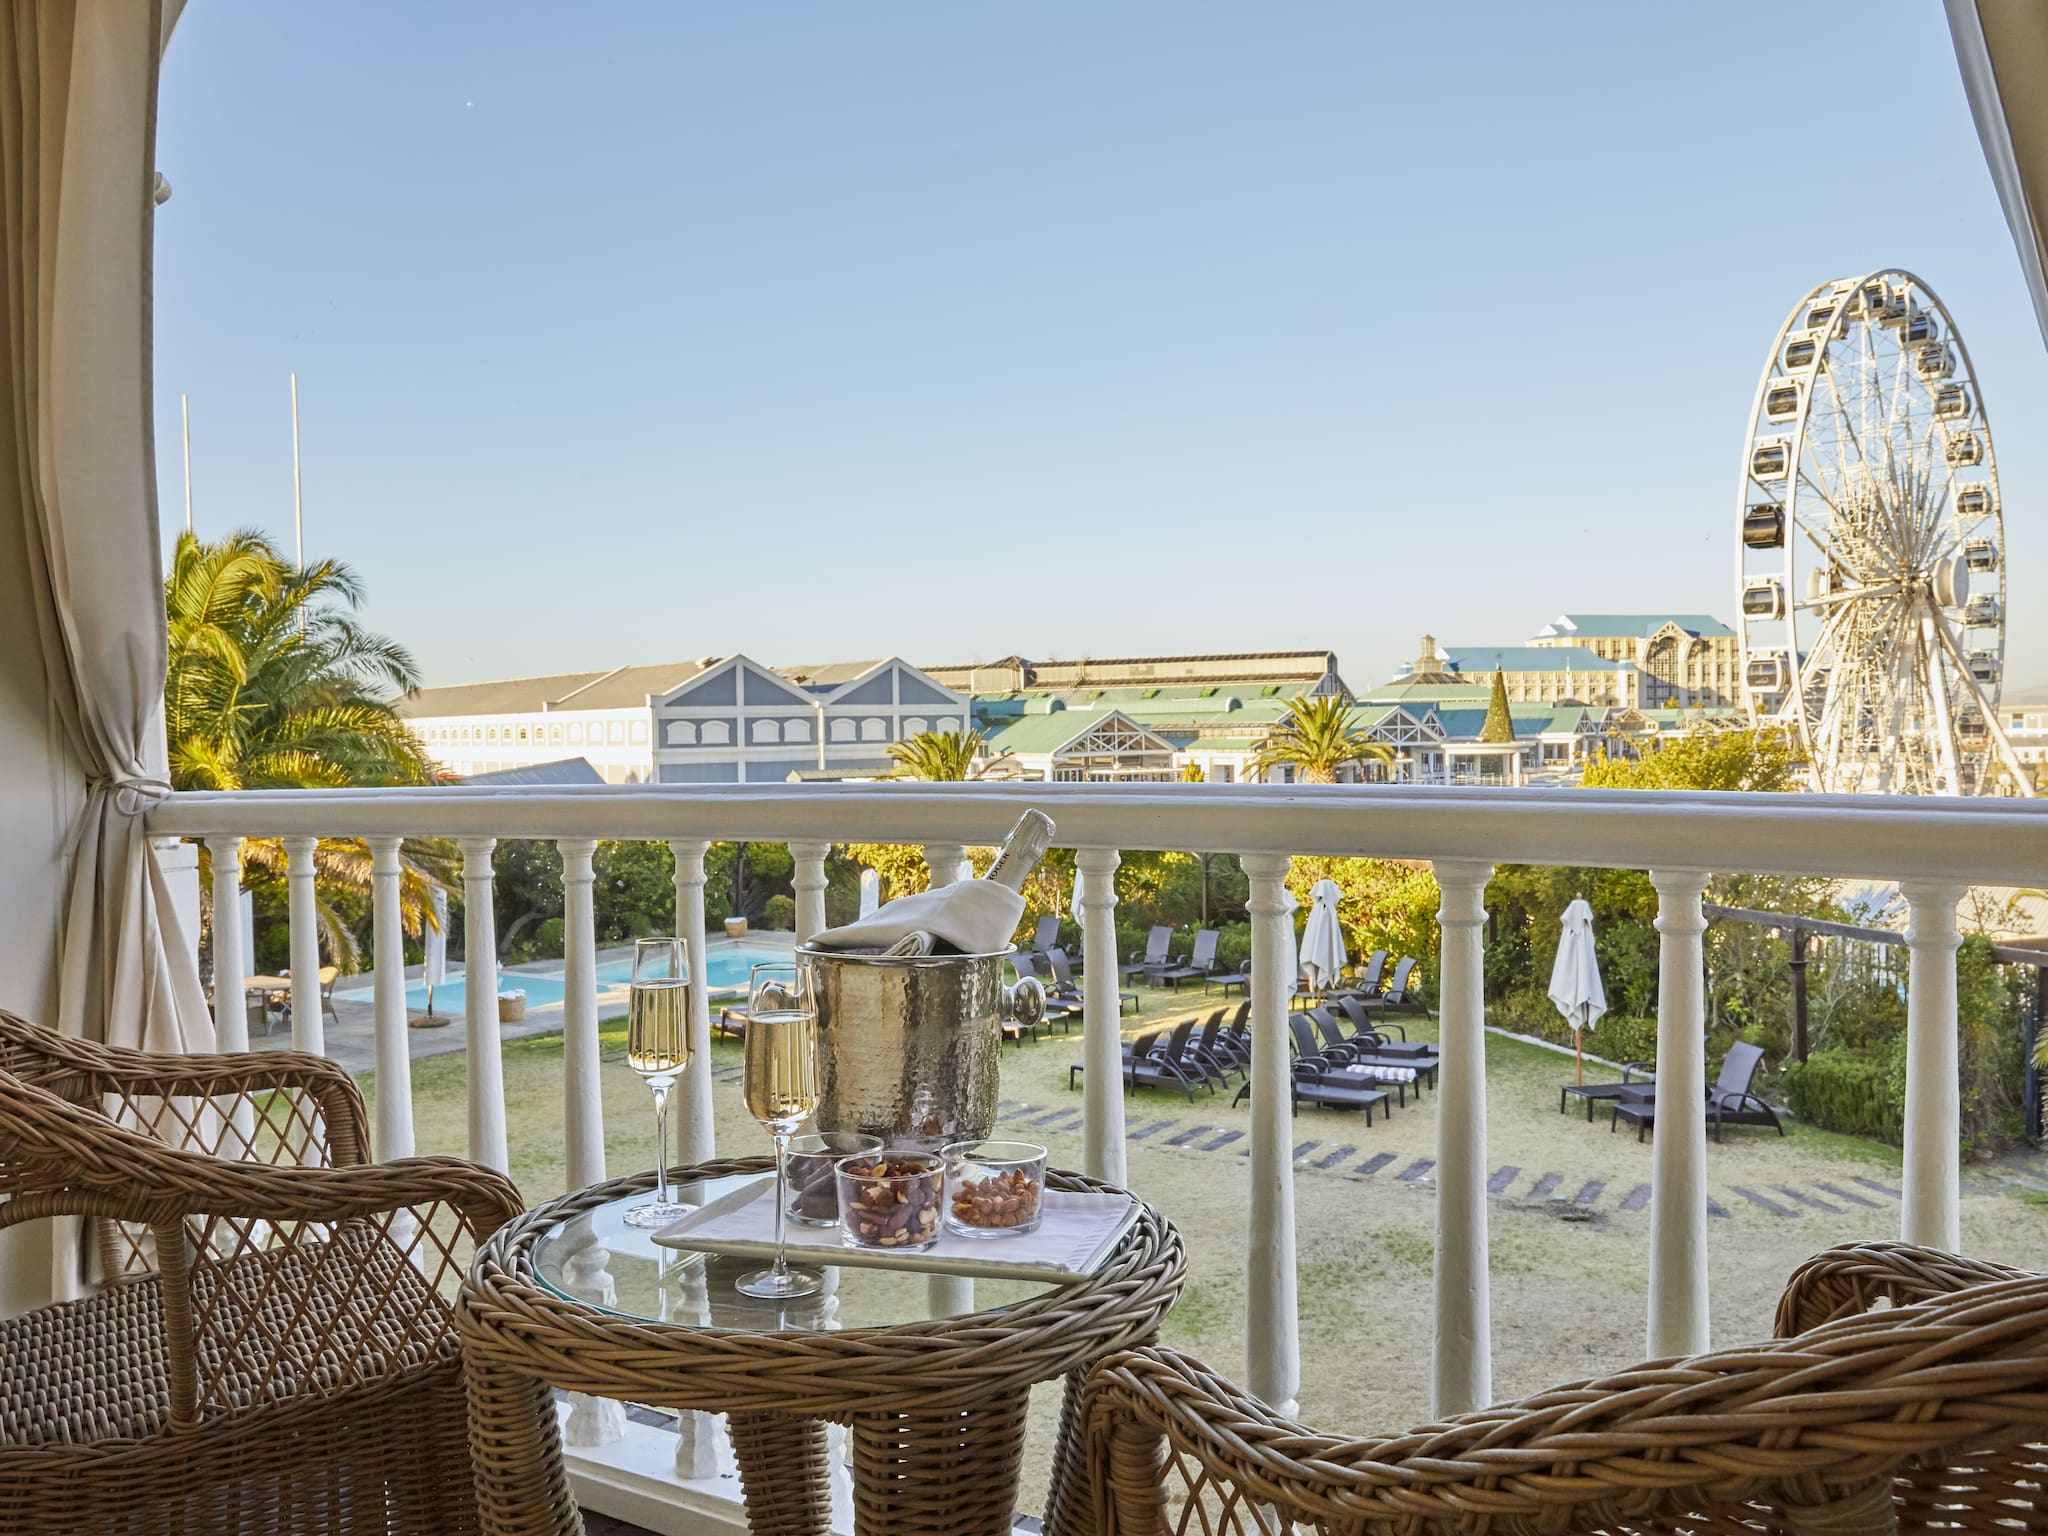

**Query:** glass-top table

left=531, top=1173, right=1056, bottom=1332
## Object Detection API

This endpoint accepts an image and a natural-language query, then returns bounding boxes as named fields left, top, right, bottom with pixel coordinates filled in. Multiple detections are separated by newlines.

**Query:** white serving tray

left=651, top=1176, right=1141, bottom=1286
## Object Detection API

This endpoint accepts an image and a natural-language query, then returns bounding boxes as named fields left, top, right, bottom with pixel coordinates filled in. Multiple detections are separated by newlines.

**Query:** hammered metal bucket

left=797, top=944, right=1044, bottom=1151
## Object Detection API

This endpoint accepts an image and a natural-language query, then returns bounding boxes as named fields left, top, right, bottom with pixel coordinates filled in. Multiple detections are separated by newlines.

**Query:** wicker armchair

left=0, top=1010, right=525, bottom=1535
left=1083, top=1240, right=2048, bottom=1536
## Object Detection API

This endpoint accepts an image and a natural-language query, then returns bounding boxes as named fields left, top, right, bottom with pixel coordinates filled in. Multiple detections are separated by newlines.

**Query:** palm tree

left=887, top=727, right=990, bottom=782
left=165, top=530, right=446, bottom=967
left=1249, top=695, right=1394, bottom=785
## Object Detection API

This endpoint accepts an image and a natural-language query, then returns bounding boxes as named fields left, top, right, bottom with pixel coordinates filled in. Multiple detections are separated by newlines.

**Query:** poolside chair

left=1606, top=1040, right=1784, bottom=1143
left=1156, top=929, right=1220, bottom=989
left=1183, top=1009, right=1242, bottom=1087
left=1212, top=1000, right=1253, bottom=1072
left=1120, top=925, right=1174, bottom=983
left=1294, top=1012, right=1430, bottom=1105
left=1203, top=954, right=1250, bottom=996
left=1082, top=1242, right=2048, bottom=1536
left=1131, top=1019, right=1211, bottom=1102
left=1068, top=1028, right=1162, bottom=1091
left=1049, top=946, right=1137, bottom=1016
left=1559, top=1056, right=1655, bottom=1120
left=1331, top=995, right=1434, bottom=1061
left=319, top=964, right=341, bottom=1028
left=1336, top=948, right=1389, bottom=998
left=1030, top=914, right=1060, bottom=954
left=1231, top=1018, right=1389, bottom=1120
left=1352, top=955, right=1422, bottom=1023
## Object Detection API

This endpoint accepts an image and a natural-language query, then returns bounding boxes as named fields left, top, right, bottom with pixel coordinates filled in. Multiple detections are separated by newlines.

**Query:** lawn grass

left=371, top=982, right=2048, bottom=1517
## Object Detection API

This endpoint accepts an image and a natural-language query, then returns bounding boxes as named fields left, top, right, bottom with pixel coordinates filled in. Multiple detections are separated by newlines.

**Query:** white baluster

left=1901, top=880, right=1965, bottom=1251
left=1648, top=870, right=1710, bottom=1357
left=669, top=839, right=716, bottom=1165
left=368, top=837, right=415, bottom=1164
left=561, top=1221, right=630, bottom=1449
left=559, top=838, right=605, bottom=1190
left=790, top=840, right=829, bottom=944
left=1431, top=860, right=1494, bottom=1416
left=282, top=834, right=323, bottom=1056
left=207, top=836, right=248, bottom=1053
left=459, top=836, right=510, bottom=1173
left=1241, top=853, right=1299, bottom=1419
left=923, top=843, right=966, bottom=889
left=1077, top=847, right=1125, bottom=1185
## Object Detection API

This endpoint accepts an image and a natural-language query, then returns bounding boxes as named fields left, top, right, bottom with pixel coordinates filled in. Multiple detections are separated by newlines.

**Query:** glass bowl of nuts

left=942, top=1140, right=1047, bottom=1238
left=835, top=1152, right=945, bottom=1252
left=784, top=1131, right=882, bottom=1226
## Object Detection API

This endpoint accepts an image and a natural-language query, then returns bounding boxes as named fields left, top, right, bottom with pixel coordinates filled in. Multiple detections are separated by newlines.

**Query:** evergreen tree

left=1479, top=666, right=1517, bottom=743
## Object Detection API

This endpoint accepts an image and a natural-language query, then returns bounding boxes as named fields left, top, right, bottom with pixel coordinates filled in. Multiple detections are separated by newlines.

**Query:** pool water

left=334, top=940, right=794, bottom=1014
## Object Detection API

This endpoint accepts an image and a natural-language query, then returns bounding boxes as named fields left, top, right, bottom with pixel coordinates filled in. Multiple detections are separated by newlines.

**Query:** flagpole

left=180, top=393, right=192, bottom=534
left=290, top=372, right=304, bottom=634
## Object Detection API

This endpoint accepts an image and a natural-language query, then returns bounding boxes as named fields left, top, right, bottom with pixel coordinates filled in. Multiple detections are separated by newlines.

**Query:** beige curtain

left=1947, top=0, right=2048, bottom=348
left=0, top=0, right=212, bottom=1057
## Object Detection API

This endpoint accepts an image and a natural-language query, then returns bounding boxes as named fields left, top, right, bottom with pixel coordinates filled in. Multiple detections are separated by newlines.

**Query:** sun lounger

left=1049, top=946, right=1137, bottom=1016
left=1604, top=1041, right=1784, bottom=1143
left=1156, top=930, right=1220, bottom=989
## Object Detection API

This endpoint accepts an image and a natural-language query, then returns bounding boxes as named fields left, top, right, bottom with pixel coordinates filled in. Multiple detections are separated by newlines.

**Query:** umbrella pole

left=1575, top=1025, right=1583, bottom=1084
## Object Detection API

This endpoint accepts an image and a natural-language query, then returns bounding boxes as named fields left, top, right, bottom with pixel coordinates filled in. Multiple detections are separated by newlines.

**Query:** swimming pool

left=333, top=939, right=794, bottom=1014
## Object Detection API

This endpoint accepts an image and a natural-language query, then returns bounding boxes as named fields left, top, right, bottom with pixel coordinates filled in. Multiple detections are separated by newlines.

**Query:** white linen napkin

left=809, top=877, right=1026, bottom=957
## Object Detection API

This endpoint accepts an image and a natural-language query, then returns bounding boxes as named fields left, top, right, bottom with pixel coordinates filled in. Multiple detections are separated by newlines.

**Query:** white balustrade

left=459, top=836, right=510, bottom=1173
left=923, top=842, right=966, bottom=888
left=1077, top=847, right=1125, bottom=1185
left=282, top=834, right=322, bottom=1056
left=790, top=840, right=829, bottom=943
left=148, top=777, right=2048, bottom=1498
left=1241, top=853, right=1299, bottom=1419
left=669, top=839, right=717, bottom=1166
left=1648, top=870, right=1710, bottom=1357
left=206, top=835, right=247, bottom=1053
left=559, top=838, right=605, bottom=1190
left=1902, top=881, right=1965, bottom=1251
left=367, top=837, right=415, bottom=1165
left=1430, top=859, right=1492, bottom=1416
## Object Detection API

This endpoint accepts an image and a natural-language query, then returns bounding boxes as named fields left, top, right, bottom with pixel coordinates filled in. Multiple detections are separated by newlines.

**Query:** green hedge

left=1782, top=1049, right=1902, bottom=1142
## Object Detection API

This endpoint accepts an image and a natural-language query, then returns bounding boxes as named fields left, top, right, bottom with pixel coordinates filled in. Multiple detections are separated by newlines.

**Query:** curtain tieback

left=87, top=774, right=173, bottom=817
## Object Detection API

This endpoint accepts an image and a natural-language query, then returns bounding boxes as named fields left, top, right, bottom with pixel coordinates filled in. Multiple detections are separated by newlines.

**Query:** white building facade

left=402, top=656, right=969, bottom=785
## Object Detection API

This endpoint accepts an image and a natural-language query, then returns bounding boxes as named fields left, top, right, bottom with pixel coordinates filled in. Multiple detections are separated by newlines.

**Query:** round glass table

left=455, top=1158, right=1184, bottom=1536
left=531, top=1172, right=1058, bottom=1333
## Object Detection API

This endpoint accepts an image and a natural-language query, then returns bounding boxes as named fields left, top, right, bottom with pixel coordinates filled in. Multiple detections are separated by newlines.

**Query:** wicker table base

left=456, top=1160, right=1184, bottom=1536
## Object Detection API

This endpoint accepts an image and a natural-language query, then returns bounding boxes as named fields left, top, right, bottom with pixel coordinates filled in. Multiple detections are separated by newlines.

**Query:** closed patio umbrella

left=858, top=867, right=880, bottom=918
left=1548, top=896, right=1606, bottom=1083
left=1298, top=878, right=1347, bottom=993
left=424, top=884, right=448, bottom=1020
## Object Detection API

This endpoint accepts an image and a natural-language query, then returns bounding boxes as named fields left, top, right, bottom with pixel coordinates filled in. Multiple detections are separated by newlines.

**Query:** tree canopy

left=1250, top=695, right=1393, bottom=784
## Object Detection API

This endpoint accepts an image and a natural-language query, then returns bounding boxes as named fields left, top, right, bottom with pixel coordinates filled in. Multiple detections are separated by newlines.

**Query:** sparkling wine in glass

left=735, top=962, right=823, bottom=1298
left=623, top=937, right=693, bottom=1229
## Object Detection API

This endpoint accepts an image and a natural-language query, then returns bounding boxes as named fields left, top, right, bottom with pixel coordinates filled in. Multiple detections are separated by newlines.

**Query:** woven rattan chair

left=0, top=1009, right=524, bottom=1536
left=1083, top=1240, right=2048, bottom=1536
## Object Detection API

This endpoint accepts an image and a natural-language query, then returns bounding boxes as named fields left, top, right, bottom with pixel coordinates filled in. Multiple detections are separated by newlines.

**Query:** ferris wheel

left=1735, top=269, right=2029, bottom=796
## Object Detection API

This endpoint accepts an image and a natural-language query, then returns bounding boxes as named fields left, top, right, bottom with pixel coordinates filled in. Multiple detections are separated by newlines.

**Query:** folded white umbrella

left=858, top=867, right=880, bottom=918
left=424, top=884, right=449, bottom=1017
left=239, top=887, right=256, bottom=976
left=1547, top=896, right=1606, bottom=1082
left=1298, top=878, right=1347, bottom=991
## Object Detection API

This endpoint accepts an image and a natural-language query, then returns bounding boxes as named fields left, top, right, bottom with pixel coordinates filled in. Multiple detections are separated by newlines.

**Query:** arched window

left=860, top=718, right=886, bottom=742
left=751, top=719, right=779, bottom=744
left=936, top=716, right=959, bottom=734
left=785, top=718, right=811, bottom=744
left=903, top=716, right=928, bottom=737
left=829, top=719, right=855, bottom=743
left=666, top=721, right=697, bottom=746
left=701, top=720, right=731, bottom=746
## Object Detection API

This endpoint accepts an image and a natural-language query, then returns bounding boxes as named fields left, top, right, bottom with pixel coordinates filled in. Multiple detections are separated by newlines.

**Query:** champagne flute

left=623, top=937, right=693, bottom=1229
left=736, top=962, right=823, bottom=1299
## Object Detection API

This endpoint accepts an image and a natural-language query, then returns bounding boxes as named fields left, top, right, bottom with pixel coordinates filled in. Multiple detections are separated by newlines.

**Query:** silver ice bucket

left=797, top=944, right=1044, bottom=1151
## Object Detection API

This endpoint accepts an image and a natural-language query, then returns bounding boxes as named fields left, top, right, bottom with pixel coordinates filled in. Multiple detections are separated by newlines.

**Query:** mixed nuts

left=836, top=1156, right=944, bottom=1250
left=949, top=1167, right=1042, bottom=1231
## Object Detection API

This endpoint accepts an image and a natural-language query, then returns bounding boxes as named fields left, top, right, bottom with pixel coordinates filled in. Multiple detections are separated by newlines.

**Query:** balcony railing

left=146, top=780, right=2048, bottom=1514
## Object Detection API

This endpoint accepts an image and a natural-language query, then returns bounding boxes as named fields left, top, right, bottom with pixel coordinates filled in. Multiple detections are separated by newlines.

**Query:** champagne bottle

left=985, top=808, right=1056, bottom=891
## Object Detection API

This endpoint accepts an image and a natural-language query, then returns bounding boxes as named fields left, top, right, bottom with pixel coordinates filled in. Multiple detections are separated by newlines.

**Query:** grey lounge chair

left=1068, top=1028, right=1162, bottom=1091
left=1133, top=1018, right=1211, bottom=1101
left=1049, top=946, right=1137, bottom=1016
left=1126, top=925, right=1175, bottom=983
left=1607, top=1041, right=1785, bottom=1143
left=1031, top=914, right=1061, bottom=954
left=1157, top=930, right=1220, bottom=989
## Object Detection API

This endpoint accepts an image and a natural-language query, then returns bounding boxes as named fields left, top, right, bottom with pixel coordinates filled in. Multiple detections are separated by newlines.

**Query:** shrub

left=761, top=894, right=796, bottom=932
left=1783, top=1050, right=1901, bottom=1142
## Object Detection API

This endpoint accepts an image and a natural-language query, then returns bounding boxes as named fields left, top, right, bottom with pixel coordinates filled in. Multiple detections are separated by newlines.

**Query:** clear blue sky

left=152, top=2, right=2048, bottom=692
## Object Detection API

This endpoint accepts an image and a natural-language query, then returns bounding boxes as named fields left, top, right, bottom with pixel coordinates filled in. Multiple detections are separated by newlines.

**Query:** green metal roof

left=1532, top=613, right=1736, bottom=640
left=1440, top=646, right=1631, bottom=672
